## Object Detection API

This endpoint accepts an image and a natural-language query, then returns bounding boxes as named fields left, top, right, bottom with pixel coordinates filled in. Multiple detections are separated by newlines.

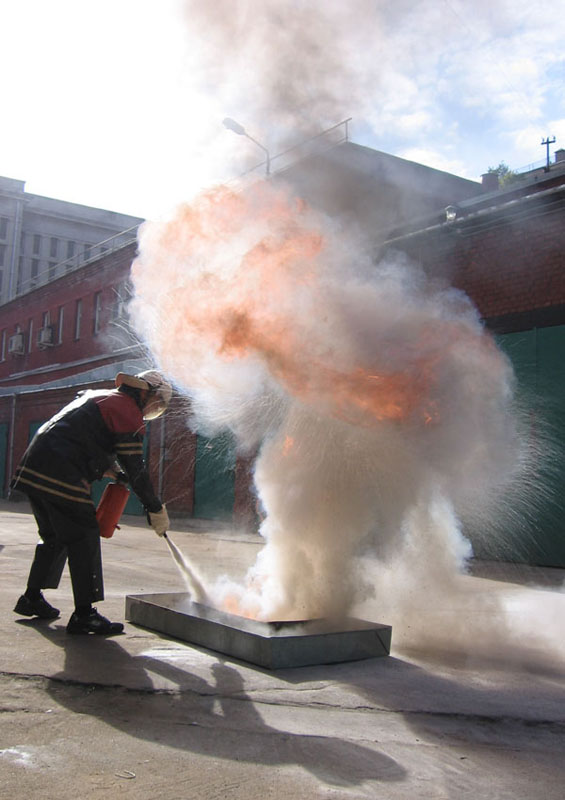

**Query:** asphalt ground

left=1, top=500, right=564, bottom=800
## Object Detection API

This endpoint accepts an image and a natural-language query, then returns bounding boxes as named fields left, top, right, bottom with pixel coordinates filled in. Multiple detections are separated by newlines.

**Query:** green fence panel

left=29, top=421, right=45, bottom=441
left=193, top=431, right=236, bottom=521
left=530, top=326, right=565, bottom=566
left=490, top=327, right=565, bottom=566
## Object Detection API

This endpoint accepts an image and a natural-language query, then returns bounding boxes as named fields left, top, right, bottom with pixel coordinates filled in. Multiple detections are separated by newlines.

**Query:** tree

left=486, top=162, right=522, bottom=188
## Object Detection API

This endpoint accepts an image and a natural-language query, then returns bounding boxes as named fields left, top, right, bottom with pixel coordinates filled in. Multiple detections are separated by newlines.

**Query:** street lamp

left=223, top=117, right=271, bottom=175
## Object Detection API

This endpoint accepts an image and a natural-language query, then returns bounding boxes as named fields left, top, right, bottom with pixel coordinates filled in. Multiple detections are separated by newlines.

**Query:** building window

left=0, top=244, right=5, bottom=267
left=30, top=258, right=40, bottom=287
left=50, top=237, right=59, bottom=259
left=83, top=244, right=92, bottom=262
left=57, top=306, right=64, bottom=344
left=33, top=234, right=41, bottom=255
left=74, top=299, right=82, bottom=340
left=0, top=217, right=8, bottom=240
left=93, top=291, right=102, bottom=335
left=28, top=319, right=33, bottom=354
left=0, top=270, right=3, bottom=296
left=16, top=258, right=23, bottom=295
left=48, top=261, right=57, bottom=281
left=1, top=330, right=6, bottom=361
left=113, top=280, right=130, bottom=320
left=66, top=241, right=76, bottom=273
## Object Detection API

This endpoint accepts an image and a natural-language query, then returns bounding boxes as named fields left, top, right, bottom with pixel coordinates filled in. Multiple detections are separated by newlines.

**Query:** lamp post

left=223, top=117, right=271, bottom=175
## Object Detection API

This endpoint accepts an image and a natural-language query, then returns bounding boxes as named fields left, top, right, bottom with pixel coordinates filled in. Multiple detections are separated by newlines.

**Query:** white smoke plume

left=127, top=1, right=565, bottom=667
left=130, top=179, right=527, bottom=622
left=182, top=0, right=382, bottom=151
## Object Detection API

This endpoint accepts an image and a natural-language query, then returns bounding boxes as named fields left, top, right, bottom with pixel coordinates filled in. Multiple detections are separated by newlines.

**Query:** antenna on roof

left=541, top=136, right=556, bottom=173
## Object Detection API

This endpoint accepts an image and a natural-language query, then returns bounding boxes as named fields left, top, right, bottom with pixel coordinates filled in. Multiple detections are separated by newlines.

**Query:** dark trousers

left=26, top=491, right=103, bottom=607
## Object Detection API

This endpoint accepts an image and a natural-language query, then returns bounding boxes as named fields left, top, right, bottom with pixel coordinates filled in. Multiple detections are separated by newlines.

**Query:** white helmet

left=115, top=370, right=173, bottom=420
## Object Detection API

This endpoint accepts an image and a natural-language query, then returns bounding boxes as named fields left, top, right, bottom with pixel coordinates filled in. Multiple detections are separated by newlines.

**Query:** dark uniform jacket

left=11, top=389, right=162, bottom=512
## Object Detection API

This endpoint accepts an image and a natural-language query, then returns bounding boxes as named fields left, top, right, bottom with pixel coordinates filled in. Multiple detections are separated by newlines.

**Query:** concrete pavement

left=1, top=501, right=564, bottom=799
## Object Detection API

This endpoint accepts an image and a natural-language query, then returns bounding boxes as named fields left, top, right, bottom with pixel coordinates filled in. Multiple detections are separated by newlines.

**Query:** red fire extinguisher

left=96, top=482, right=130, bottom=538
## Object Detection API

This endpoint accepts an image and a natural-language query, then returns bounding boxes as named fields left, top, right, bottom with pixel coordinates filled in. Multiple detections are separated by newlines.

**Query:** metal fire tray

left=125, top=592, right=392, bottom=669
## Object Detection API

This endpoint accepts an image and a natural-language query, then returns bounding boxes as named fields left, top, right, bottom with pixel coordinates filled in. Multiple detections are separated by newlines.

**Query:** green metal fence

left=486, top=327, right=565, bottom=566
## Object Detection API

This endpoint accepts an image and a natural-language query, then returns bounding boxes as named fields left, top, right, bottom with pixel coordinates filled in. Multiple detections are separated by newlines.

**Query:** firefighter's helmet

left=115, top=370, right=173, bottom=420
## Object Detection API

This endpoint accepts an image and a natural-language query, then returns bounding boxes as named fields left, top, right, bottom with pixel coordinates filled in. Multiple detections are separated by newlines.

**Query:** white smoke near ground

left=356, top=510, right=565, bottom=667
left=130, top=179, right=530, bottom=624
left=164, top=534, right=208, bottom=603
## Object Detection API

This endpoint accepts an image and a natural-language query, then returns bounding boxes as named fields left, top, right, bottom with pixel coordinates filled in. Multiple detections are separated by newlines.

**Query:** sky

left=1, top=0, right=564, bottom=220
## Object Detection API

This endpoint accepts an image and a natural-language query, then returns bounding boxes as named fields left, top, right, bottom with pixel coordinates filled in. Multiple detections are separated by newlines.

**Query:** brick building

left=278, top=141, right=484, bottom=234
left=0, top=234, right=255, bottom=525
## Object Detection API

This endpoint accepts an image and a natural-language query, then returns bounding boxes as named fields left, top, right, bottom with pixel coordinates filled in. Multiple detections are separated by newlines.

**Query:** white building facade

left=0, top=176, right=143, bottom=305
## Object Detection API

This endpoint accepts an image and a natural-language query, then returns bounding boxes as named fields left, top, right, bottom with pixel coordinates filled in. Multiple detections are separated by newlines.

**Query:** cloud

left=394, top=111, right=437, bottom=138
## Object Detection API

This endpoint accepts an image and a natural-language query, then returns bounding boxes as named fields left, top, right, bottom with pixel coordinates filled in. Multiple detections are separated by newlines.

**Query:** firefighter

left=11, top=370, right=172, bottom=635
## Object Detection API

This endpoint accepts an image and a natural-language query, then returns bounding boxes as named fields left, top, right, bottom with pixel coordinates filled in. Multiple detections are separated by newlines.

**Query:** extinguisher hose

left=161, top=532, right=208, bottom=603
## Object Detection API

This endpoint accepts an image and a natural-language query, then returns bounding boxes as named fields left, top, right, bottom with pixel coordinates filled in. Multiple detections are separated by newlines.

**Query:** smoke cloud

left=182, top=0, right=381, bottom=151
left=128, top=1, right=565, bottom=667
left=130, top=180, right=527, bottom=622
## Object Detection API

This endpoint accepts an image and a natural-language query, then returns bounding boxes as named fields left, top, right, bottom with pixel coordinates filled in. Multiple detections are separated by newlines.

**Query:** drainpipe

left=158, top=414, right=166, bottom=498
left=8, top=195, right=25, bottom=301
left=7, top=393, right=17, bottom=495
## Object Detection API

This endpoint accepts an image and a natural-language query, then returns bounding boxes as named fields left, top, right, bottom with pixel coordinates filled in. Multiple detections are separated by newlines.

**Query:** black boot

left=14, top=592, right=60, bottom=620
left=66, top=608, right=124, bottom=635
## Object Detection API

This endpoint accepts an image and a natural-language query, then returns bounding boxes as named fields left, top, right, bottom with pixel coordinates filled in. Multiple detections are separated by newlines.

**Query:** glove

left=148, top=504, right=169, bottom=536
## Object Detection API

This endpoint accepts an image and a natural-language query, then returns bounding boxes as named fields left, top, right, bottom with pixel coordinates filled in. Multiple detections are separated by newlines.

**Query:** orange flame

left=282, top=435, right=294, bottom=456
left=132, top=181, right=497, bottom=429
left=222, top=593, right=261, bottom=620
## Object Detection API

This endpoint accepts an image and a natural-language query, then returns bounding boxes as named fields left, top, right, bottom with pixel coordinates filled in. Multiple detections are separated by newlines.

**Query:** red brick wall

left=146, top=397, right=198, bottom=514
left=397, top=203, right=565, bottom=323
left=233, top=452, right=259, bottom=528
left=0, top=244, right=135, bottom=386
left=452, top=213, right=565, bottom=319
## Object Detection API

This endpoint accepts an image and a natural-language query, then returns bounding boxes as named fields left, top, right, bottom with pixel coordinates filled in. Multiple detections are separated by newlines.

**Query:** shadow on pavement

left=15, top=618, right=407, bottom=789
